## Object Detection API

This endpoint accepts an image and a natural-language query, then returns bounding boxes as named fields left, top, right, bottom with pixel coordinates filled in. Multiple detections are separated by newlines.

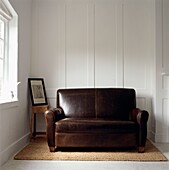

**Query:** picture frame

left=28, top=78, right=48, bottom=106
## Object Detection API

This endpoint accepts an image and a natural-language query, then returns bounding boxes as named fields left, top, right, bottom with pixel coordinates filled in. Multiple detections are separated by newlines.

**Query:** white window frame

left=0, top=0, right=18, bottom=104
left=0, top=18, right=5, bottom=98
left=0, top=16, right=8, bottom=100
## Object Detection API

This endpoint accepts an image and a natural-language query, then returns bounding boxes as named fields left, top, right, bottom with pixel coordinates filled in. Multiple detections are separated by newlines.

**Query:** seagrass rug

left=14, top=136, right=167, bottom=161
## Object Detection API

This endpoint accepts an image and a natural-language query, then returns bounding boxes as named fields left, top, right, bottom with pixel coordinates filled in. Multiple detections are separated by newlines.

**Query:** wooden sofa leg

left=138, top=146, right=145, bottom=153
left=49, top=146, right=56, bottom=152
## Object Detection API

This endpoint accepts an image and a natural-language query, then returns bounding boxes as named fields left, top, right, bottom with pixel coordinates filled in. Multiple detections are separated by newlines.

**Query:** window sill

left=0, top=100, right=19, bottom=110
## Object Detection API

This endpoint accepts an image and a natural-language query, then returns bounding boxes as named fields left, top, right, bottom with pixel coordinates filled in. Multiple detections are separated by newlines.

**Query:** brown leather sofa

left=44, top=88, right=149, bottom=153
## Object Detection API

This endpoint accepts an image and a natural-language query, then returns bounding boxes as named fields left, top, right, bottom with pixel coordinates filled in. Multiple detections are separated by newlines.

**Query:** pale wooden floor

left=1, top=142, right=169, bottom=170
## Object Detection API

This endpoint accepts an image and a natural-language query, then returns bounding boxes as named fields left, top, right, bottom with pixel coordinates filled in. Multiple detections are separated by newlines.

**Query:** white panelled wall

left=31, top=0, right=169, bottom=143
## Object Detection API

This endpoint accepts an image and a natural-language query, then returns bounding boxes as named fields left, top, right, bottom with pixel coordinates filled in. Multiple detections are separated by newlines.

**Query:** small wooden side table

left=30, top=105, right=49, bottom=138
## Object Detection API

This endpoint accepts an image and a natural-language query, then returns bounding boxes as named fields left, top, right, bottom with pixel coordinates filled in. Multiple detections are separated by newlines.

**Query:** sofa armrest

left=44, top=108, right=64, bottom=152
left=130, top=108, right=149, bottom=124
left=130, top=108, right=149, bottom=153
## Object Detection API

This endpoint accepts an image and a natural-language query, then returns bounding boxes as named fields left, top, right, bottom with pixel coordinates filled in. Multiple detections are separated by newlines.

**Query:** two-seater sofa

left=44, top=88, right=149, bottom=153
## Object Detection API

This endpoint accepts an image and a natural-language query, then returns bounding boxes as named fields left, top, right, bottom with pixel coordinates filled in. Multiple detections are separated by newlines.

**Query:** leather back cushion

left=57, top=89, right=95, bottom=118
left=57, top=88, right=136, bottom=120
left=96, top=88, right=136, bottom=120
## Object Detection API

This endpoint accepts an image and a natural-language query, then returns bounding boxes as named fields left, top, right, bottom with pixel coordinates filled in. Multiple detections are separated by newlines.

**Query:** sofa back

left=57, top=89, right=96, bottom=118
left=95, top=88, right=136, bottom=120
left=57, top=88, right=136, bottom=120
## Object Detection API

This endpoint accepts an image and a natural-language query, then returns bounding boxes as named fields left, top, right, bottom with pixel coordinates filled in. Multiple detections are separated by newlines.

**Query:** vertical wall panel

left=163, top=76, right=169, bottom=89
left=123, top=0, right=153, bottom=89
left=31, top=0, right=63, bottom=88
left=87, top=3, right=95, bottom=87
left=162, top=99, right=169, bottom=128
left=95, top=0, right=117, bottom=87
left=136, top=98, right=146, bottom=110
left=66, top=2, right=88, bottom=87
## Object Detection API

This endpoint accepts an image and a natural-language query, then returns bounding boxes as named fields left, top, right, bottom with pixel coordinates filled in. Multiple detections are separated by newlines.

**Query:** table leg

left=30, top=112, right=34, bottom=139
left=33, top=113, right=36, bottom=137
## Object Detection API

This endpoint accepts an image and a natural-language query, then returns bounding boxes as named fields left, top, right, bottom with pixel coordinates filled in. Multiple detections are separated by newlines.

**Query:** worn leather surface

left=57, top=89, right=95, bottom=118
left=57, top=88, right=136, bottom=119
left=45, top=88, right=148, bottom=151
left=56, top=133, right=138, bottom=148
left=56, top=118, right=138, bottom=133
left=95, top=89, right=136, bottom=120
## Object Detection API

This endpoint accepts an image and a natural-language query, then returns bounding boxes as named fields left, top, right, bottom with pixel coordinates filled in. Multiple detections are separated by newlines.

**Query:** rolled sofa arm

left=130, top=108, right=149, bottom=153
left=44, top=108, right=64, bottom=152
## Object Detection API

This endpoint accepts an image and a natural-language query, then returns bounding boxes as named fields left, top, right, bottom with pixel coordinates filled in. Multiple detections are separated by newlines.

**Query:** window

left=0, top=0, right=18, bottom=103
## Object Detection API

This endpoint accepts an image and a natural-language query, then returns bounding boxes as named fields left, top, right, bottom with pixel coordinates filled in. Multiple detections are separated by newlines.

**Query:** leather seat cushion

left=55, top=118, right=138, bottom=133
